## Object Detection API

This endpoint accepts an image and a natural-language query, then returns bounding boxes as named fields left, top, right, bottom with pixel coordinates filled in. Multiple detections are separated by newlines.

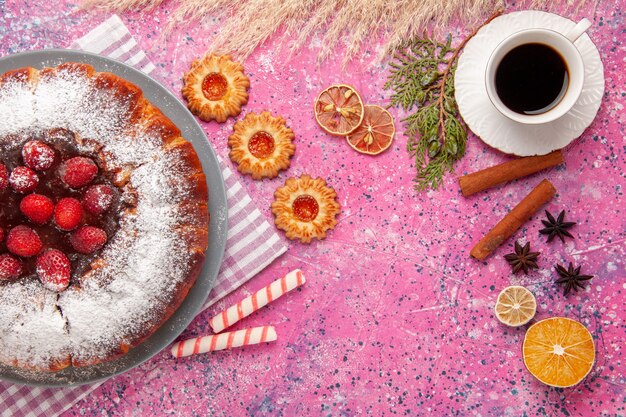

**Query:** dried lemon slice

left=314, top=84, right=364, bottom=136
left=182, top=54, right=249, bottom=123
left=523, top=317, right=595, bottom=387
left=494, top=286, right=537, bottom=327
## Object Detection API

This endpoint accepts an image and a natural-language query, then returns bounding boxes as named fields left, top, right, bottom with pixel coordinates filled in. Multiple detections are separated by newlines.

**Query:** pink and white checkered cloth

left=0, top=15, right=287, bottom=417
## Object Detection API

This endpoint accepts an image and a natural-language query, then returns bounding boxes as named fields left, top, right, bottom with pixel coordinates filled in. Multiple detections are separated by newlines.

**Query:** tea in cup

left=485, top=18, right=591, bottom=124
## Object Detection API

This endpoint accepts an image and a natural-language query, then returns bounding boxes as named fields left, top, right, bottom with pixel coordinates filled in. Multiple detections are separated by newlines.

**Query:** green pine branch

left=384, top=32, right=467, bottom=192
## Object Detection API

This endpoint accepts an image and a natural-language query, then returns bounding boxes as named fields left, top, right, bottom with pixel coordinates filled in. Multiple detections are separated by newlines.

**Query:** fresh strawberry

left=82, top=184, right=114, bottom=215
left=6, top=225, right=42, bottom=257
left=0, top=164, right=8, bottom=191
left=36, top=249, right=71, bottom=292
left=22, top=140, right=56, bottom=171
left=0, top=228, right=4, bottom=243
left=59, top=157, right=98, bottom=189
left=70, top=226, right=107, bottom=254
left=0, top=254, right=23, bottom=281
left=20, top=193, right=55, bottom=225
left=54, top=197, right=83, bottom=231
left=9, top=166, right=39, bottom=193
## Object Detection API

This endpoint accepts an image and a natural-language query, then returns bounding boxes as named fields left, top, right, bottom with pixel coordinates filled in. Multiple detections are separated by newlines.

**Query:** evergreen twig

left=384, top=10, right=503, bottom=191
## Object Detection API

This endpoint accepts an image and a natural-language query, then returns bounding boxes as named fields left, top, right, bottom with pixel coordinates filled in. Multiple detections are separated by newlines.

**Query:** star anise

left=504, top=241, right=540, bottom=274
left=539, top=210, right=576, bottom=243
left=555, top=262, right=593, bottom=296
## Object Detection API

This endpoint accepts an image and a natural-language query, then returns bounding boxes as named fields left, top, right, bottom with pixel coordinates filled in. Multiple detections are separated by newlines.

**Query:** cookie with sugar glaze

left=271, top=175, right=340, bottom=243
left=182, top=54, right=250, bottom=123
left=228, top=111, right=296, bottom=180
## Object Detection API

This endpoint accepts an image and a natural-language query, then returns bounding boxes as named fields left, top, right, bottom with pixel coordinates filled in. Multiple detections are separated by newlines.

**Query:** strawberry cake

left=0, top=63, right=209, bottom=372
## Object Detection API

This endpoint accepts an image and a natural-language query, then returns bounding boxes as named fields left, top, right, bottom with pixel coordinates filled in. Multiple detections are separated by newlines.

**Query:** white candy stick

left=209, top=269, right=305, bottom=333
left=171, top=326, right=277, bottom=357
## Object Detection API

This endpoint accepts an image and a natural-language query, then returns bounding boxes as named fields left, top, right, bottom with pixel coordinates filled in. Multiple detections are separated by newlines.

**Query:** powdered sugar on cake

left=0, top=65, right=206, bottom=370
left=59, top=154, right=192, bottom=364
left=0, top=80, right=36, bottom=135
left=0, top=280, right=70, bottom=369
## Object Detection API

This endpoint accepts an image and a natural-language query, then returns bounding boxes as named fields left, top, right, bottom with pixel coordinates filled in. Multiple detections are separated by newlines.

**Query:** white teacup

left=485, top=18, right=591, bottom=125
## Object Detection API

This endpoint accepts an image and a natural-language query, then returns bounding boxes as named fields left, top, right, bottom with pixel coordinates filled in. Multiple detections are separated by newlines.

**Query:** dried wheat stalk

left=82, top=0, right=592, bottom=63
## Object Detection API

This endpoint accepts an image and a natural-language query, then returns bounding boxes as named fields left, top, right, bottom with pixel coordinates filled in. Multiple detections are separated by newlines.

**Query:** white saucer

left=455, top=11, right=605, bottom=156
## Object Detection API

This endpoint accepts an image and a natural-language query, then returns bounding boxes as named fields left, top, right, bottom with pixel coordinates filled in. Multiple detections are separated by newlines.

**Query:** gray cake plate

left=0, top=49, right=227, bottom=387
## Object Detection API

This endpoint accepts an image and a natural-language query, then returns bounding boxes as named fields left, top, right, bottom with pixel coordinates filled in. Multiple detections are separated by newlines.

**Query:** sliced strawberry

left=6, top=225, right=42, bottom=257
left=0, top=164, right=8, bottom=191
left=0, top=254, right=23, bottom=281
left=59, top=157, right=98, bottom=189
left=70, top=226, right=107, bottom=254
left=54, top=198, right=83, bottom=231
left=22, top=140, right=56, bottom=171
left=9, top=166, right=39, bottom=193
left=20, top=193, right=55, bottom=225
left=36, top=249, right=71, bottom=292
left=82, top=184, right=114, bottom=215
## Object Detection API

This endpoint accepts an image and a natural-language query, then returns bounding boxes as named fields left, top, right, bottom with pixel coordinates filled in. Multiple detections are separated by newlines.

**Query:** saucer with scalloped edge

left=455, top=10, right=604, bottom=156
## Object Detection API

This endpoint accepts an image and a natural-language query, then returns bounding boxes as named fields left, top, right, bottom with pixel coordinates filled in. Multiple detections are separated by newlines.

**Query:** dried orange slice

left=314, top=84, right=364, bottom=136
left=523, top=317, right=595, bottom=387
left=494, top=286, right=536, bottom=327
left=346, top=104, right=395, bottom=155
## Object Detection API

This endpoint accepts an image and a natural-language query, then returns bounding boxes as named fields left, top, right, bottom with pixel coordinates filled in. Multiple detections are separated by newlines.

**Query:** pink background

left=1, top=0, right=625, bottom=415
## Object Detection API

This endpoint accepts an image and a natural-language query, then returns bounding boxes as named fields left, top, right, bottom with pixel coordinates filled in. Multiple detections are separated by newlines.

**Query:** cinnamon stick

left=459, top=151, right=563, bottom=197
left=470, top=179, right=556, bottom=260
